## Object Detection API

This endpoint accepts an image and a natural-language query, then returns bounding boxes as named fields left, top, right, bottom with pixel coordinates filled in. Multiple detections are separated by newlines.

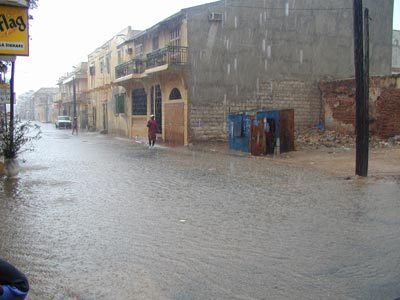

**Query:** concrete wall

left=393, top=30, right=400, bottom=72
left=189, top=80, right=321, bottom=141
left=186, top=0, right=394, bottom=141
left=320, top=75, right=400, bottom=138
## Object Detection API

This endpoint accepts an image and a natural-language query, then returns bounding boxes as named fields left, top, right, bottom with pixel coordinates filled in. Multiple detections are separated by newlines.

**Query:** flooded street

left=0, top=124, right=399, bottom=300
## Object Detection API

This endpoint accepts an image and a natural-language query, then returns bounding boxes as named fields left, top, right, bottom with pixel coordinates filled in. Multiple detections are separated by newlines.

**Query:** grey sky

left=14, top=0, right=400, bottom=95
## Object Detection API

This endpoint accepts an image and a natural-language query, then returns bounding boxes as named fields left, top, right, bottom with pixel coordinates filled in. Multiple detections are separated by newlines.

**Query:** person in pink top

left=147, top=115, right=158, bottom=148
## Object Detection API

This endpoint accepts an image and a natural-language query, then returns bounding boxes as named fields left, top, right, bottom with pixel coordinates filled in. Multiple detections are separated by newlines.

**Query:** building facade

left=113, top=16, right=189, bottom=144
left=16, top=90, right=34, bottom=120
left=56, top=62, right=88, bottom=128
left=87, top=27, right=139, bottom=134
left=112, top=0, right=393, bottom=145
left=52, top=0, right=394, bottom=144
left=185, top=0, right=393, bottom=141
left=32, top=88, right=58, bottom=123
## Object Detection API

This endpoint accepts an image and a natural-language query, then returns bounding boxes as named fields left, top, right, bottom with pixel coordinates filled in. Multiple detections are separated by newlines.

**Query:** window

left=117, top=50, right=122, bottom=65
left=135, top=44, right=143, bottom=58
left=152, top=36, right=159, bottom=50
left=100, top=59, right=104, bottom=74
left=106, top=55, right=111, bottom=74
left=169, top=88, right=182, bottom=100
left=89, top=65, right=95, bottom=76
left=170, top=27, right=181, bottom=47
left=132, top=88, right=147, bottom=115
left=115, top=94, right=125, bottom=114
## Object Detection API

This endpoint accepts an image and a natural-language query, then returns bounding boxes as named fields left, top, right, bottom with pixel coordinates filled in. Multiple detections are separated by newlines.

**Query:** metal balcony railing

left=115, top=59, right=145, bottom=79
left=146, top=46, right=188, bottom=69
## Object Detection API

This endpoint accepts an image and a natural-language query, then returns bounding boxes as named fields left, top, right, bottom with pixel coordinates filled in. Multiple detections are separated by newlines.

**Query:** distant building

left=393, top=30, right=400, bottom=74
left=32, top=88, right=58, bottom=123
left=16, top=90, right=34, bottom=120
left=56, top=62, right=88, bottom=128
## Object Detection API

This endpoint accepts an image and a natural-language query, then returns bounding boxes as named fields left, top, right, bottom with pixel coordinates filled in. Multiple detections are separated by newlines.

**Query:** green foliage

left=29, top=0, right=38, bottom=9
left=0, top=61, right=7, bottom=74
left=0, top=120, right=42, bottom=159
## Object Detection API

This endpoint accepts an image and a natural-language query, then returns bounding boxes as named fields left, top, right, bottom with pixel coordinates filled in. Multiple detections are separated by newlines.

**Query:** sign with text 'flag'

left=0, top=5, right=29, bottom=56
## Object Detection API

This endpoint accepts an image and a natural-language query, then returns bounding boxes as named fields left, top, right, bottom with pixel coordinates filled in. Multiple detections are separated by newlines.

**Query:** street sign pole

left=9, top=60, right=15, bottom=150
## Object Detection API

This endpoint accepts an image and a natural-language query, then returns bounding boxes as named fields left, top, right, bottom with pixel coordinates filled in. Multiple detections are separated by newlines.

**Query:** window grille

left=132, top=88, right=147, bottom=115
left=169, top=88, right=182, bottom=100
left=170, top=27, right=181, bottom=47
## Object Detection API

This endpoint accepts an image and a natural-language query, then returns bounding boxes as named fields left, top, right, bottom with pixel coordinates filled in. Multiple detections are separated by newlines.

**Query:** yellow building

left=87, top=27, right=139, bottom=134
left=113, top=14, right=189, bottom=145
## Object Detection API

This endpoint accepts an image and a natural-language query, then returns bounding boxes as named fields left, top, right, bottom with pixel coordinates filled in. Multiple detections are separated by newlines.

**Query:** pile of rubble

left=295, top=128, right=400, bottom=150
left=375, top=135, right=400, bottom=148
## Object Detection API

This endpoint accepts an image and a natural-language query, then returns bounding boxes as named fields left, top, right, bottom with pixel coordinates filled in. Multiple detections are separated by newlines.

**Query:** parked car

left=55, top=116, right=72, bottom=129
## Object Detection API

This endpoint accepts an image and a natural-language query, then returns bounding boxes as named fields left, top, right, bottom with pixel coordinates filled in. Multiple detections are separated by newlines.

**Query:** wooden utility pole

left=353, top=0, right=369, bottom=177
left=364, top=7, right=370, bottom=171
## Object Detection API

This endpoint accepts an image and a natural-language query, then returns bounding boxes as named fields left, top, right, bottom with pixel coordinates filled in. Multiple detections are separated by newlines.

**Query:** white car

left=55, top=116, right=72, bottom=129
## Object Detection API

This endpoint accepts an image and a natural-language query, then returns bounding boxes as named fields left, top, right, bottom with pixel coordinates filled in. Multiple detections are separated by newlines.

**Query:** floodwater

left=0, top=124, right=399, bottom=300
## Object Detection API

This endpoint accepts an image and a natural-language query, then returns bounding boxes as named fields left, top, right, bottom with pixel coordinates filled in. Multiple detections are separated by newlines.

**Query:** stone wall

left=320, top=75, right=400, bottom=138
left=189, top=80, right=321, bottom=141
left=257, top=80, right=322, bottom=129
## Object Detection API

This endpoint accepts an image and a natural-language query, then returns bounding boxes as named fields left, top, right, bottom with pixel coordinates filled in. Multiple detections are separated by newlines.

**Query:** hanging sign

left=0, top=5, right=29, bottom=56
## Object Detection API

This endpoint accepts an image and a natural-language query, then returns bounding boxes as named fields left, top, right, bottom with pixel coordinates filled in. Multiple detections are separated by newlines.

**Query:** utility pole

left=9, top=60, right=15, bottom=153
left=353, top=0, right=369, bottom=177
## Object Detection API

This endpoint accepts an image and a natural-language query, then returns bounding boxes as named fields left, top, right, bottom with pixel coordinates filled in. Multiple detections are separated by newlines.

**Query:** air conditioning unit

left=209, top=12, right=223, bottom=22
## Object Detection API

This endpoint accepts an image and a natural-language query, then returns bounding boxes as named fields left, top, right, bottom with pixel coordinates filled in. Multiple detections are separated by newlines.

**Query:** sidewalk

left=279, top=146, right=400, bottom=178
left=132, top=136, right=400, bottom=179
left=183, top=141, right=400, bottom=179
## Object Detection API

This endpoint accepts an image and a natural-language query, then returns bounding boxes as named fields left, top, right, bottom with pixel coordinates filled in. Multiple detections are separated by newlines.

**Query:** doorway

left=151, top=85, right=162, bottom=134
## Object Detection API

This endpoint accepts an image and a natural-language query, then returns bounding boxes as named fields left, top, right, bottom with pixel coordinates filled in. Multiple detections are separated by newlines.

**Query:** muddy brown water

left=1, top=124, right=399, bottom=299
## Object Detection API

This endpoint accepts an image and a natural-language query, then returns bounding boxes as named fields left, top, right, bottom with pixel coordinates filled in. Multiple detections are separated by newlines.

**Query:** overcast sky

left=13, top=0, right=400, bottom=95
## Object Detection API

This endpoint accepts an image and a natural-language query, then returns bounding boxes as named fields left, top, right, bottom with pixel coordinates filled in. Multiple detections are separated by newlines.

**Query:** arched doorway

left=165, top=87, right=184, bottom=146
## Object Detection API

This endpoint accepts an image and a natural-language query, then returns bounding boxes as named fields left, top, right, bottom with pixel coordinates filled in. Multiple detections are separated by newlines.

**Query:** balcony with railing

left=115, top=59, right=145, bottom=79
left=146, top=46, right=188, bottom=69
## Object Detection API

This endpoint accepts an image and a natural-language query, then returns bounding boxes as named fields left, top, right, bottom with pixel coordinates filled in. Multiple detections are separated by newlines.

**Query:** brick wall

left=189, top=80, right=322, bottom=141
left=376, top=88, right=400, bottom=138
left=320, top=75, right=400, bottom=138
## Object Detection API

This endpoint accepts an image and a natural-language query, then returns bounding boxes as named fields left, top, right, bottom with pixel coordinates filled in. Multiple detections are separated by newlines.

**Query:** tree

left=28, top=0, right=38, bottom=9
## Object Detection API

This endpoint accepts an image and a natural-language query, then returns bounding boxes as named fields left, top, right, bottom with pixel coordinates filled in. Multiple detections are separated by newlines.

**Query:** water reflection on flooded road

left=1, top=124, right=399, bottom=299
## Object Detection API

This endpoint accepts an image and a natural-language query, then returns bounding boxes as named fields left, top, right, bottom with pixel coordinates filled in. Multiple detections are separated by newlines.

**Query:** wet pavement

left=0, top=124, right=399, bottom=300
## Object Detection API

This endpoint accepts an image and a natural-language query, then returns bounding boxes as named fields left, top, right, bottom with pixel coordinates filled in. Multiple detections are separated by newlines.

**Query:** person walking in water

left=72, top=116, right=78, bottom=135
left=147, top=114, right=157, bottom=149
left=0, top=258, right=29, bottom=300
